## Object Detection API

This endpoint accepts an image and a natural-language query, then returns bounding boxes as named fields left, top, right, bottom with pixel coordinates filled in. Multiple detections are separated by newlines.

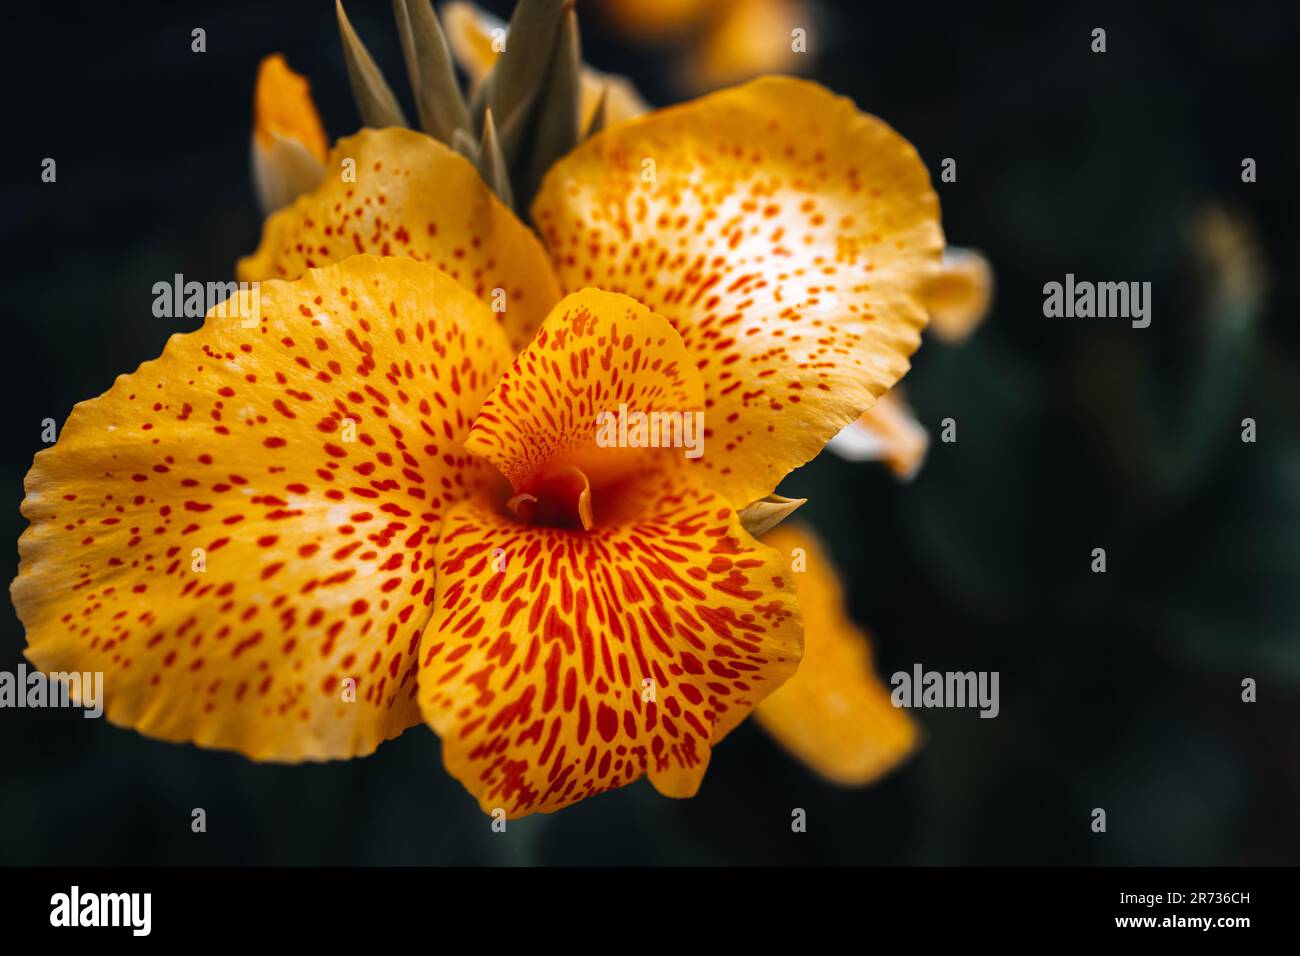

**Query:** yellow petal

left=532, top=76, right=943, bottom=507
left=444, top=1, right=650, bottom=131
left=13, top=256, right=513, bottom=761
left=923, top=247, right=993, bottom=343
left=755, top=523, right=918, bottom=784
left=252, top=55, right=329, bottom=215
left=465, top=288, right=704, bottom=503
left=826, top=389, right=929, bottom=480
left=418, top=470, right=803, bottom=816
left=238, top=127, right=562, bottom=352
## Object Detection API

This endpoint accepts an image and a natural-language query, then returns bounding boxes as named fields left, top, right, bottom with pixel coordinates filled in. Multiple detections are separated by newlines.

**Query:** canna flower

left=13, top=0, right=944, bottom=816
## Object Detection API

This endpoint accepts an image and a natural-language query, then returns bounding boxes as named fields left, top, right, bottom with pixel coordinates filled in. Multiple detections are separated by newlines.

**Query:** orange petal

left=754, top=523, right=918, bottom=784
left=253, top=54, right=328, bottom=160
left=923, top=247, right=993, bottom=343
left=13, top=256, right=513, bottom=761
left=464, top=289, right=704, bottom=504
left=532, top=76, right=943, bottom=507
left=238, top=127, right=562, bottom=352
left=827, top=389, right=929, bottom=480
left=251, top=55, right=328, bottom=215
left=418, top=470, right=803, bottom=816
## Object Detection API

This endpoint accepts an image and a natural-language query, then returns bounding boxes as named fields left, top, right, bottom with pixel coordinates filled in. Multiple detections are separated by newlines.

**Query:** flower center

left=507, top=466, right=594, bottom=531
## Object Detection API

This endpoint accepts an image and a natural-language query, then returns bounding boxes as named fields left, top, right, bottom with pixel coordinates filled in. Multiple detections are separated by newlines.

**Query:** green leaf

left=475, top=109, right=515, bottom=210
left=467, top=69, right=495, bottom=136
left=392, top=0, right=470, bottom=145
left=487, top=0, right=567, bottom=161
left=522, top=7, right=581, bottom=203
left=452, top=127, right=479, bottom=163
left=581, top=82, right=608, bottom=141
left=337, top=0, right=408, bottom=129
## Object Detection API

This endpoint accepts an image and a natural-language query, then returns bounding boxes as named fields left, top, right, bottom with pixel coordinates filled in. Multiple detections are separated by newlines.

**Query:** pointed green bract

left=393, top=0, right=471, bottom=145
left=337, top=0, right=408, bottom=128
left=741, top=495, right=808, bottom=539
left=486, top=0, right=568, bottom=162
left=332, top=0, right=591, bottom=216
left=523, top=7, right=581, bottom=203
left=467, top=69, right=495, bottom=135
left=452, top=127, right=480, bottom=163
left=476, top=109, right=515, bottom=210
left=582, top=82, right=609, bottom=141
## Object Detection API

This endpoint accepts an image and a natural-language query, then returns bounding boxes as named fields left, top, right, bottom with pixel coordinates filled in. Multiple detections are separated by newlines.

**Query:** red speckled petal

left=13, top=256, right=513, bottom=761
left=754, top=523, right=918, bottom=785
left=464, top=288, right=704, bottom=499
left=418, top=470, right=803, bottom=817
left=532, top=76, right=944, bottom=506
left=239, top=127, right=562, bottom=351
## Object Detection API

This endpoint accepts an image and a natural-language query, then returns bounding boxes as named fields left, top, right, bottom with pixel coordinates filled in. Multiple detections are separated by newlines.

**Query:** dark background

left=1, top=0, right=1297, bottom=865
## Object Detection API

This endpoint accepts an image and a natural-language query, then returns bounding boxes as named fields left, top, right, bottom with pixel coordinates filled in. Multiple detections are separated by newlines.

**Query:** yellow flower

left=13, top=5, right=945, bottom=816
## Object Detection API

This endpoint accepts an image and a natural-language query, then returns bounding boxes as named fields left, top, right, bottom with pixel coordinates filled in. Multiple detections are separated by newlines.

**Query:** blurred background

left=1, top=0, right=1297, bottom=865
